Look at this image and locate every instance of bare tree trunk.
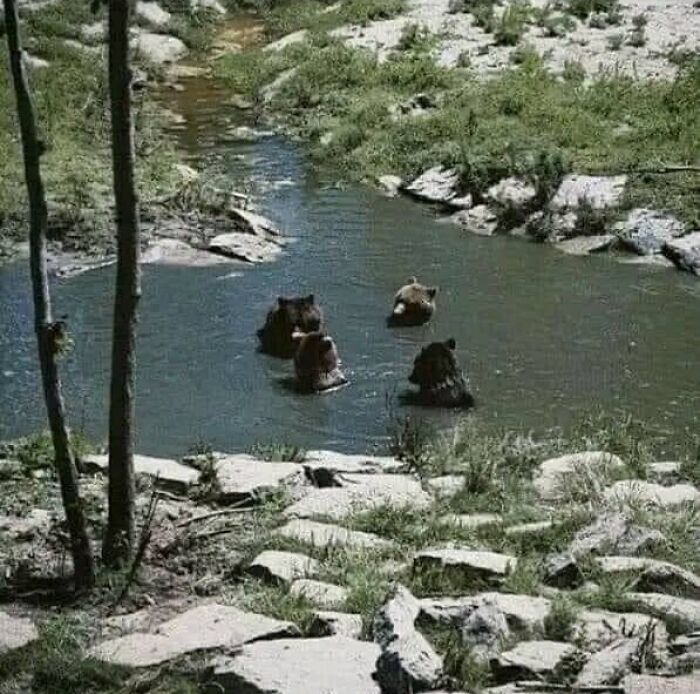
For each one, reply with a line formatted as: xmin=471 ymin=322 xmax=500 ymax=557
xmin=102 ymin=0 xmax=141 ymax=567
xmin=3 ymin=0 xmax=95 ymax=589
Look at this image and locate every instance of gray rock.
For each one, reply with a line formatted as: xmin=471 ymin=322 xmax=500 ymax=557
xmin=441 ymin=513 xmax=502 ymax=530
xmin=450 ymin=204 xmax=499 ymax=236
xmin=283 ymin=474 xmax=431 ymax=521
xmin=207 ymin=232 xmax=283 ymax=264
xmin=141 ymin=239 xmax=236 ymax=267
xmin=90 ymin=604 xmax=297 ymax=668
xmin=551 ymin=174 xmax=627 ymax=211
xmin=263 ymin=29 xmax=308 ymax=53
xmin=493 ymin=640 xmax=577 ymax=682
xmin=486 ymin=177 xmax=536 ymax=210
xmin=603 ymin=480 xmax=700 ymax=509
xmin=0 ymin=611 xmax=38 ymax=653
xmin=555 ymin=234 xmax=615 ymax=255
xmin=447 ymin=0 xmax=465 ymax=13
xmin=426 ymin=475 xmax=465 ymax=499
xmin=247 ymin=551 xmax=318 ymax=585
xmin=623 ymin=672 xmax=700 ymax=694
xmin=628 ymin=593 xmax=700 ymax=631
xmin=534 ymin=451 xmax=625 ymax=502
xmin=576 ymin=636 xmax=641 ymax=686
xmin=226 ymin=125 xmax=274 ymax=142
xmin=576 ymin=609 xmax=667 ymax=651
xmin=80 ymin=21 xmax=106 ymax=44
xmin=570 ymin=513 xmax=667 ymax=558
xmin=302 ymin=450 xmax=403 ymax=486
xmin=404 ymin=166 xmax=459 ymax=204
xmin=543 ymin=551 xmax=584 ymax=588
xmin=0 ymin=509 xmax=51 ymax=541
xmin=22 ymin=52 xmax=49 ymax=70
xmin=414 ymin=549 xmax=516 ymax=585
xmin=461 ymin=603 xmax=510 ymax=661
xmin=289 ymin=579 xmax=348 ymax=609
xmin=260 ymin=68 xmax=297 ymax=104
xmin=131 ymin=32 xmax=187 ymax=64
xmin=663 ymin=232 xmax=700 ymax=275
xmin=135 ymin=1 xmax=170 ymax=29
xmin=211 ymin=636 xmax=381 ymax=693
xmin=377 ymin=175 xmax=403 ymax=197
xmin=670 ymin=631 xmax=700 ymax=655
xmin=374 ymin=585 xmax=421 ymax=647
xmin=190 ymin=0 xmax=226 ymax=15
xmin=615 ymin=208 xmax=685 ymax=255
xmin=647 ymin=462 xmax=682 ymax=485
xmin=308 ymin=611 xmax=363 ymax=639
xmin=504 ymin=521 xmax=553 ymax=538
xmin=275 ymin=519 xmax=392 ymax=550
xmin=83 ymin=453 xmax=197 ymax=493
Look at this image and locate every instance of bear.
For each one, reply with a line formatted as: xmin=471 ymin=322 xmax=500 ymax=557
xmin=257 ymin=294 xmax=322 ymax=358
xmin=293 ymin=331 xmax=347 ymax=393
xmin=387 ymin=277 xmax=438 ymax=327
xmin=406 ymin=338 xmax=474 ymax=407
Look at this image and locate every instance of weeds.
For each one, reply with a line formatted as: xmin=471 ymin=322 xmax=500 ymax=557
xmin=493 ymin=2 xmax=531 ymax=47
xmin=567 ymin=0 xmax=620 ymax=21
xmin=249 ymin=442 xmax=307 ymax=462
xmin=544 ymin=594 xmax=580 ymax=640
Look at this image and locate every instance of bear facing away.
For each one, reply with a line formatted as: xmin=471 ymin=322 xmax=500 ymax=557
xmin=257 ymin=295 xmax=322 ymax=358
xmin=387 ymin=277 xmax=438 ymax=327
xmin=293 ymin=331 xmax=347 ymax=393
xmin=406 ymin=338 xmax=474 ymax=407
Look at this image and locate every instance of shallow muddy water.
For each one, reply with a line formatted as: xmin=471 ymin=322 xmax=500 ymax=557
xmin=1 ymin=21 xmax=699 ymax=456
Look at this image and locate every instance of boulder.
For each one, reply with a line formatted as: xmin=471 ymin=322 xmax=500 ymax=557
xmin=663 ymin=232 xmax=700 ymax=275
xmin=576 ymin=609 xmax=667 ymax=651
xmin=263 ymin=29 xmax=308 ymax=53
xmin=190 ymin=0 xmax=226 ymax=15
xmin=83 ymin=453 xmax=197 ymax=493
xmin=647 ymin=462 xmax=682 ymax=485
xmin=623 ymin=673 xmax=700 ymax=694
xmin=533 ymin=451 xmax=625 ymax=502
xmin=603 ymin=481 xmax=700 ymax=509
xmin=135 ymin=2 xmax=170 ymax=30
xmin=404 ymin=167 xmax=459 ymax=204
xmin=628 ymin=593 xmax=700 ymax=631
xmin=374 ymin=585 xmax=421 ymax=646
xmin=576 ymin=636 xmax=641 ymax=686
xmin=0 ymin=611 xmax=38 ymax=654
xmin=283 ymin=474 xmax=431 ymax=521
xmin=595 ymin=556 xmax=700 ymax=599
xmin=289 ymin=580 xmax=348 ymax=609
xmin=211 ymin=636 xmax=381 ymax=693
xmin=551 ymin=175 xmax=627 ymax=210
xmin=141 ymin=239 xmax=235 ymax=267
xmin=543 ymin=551 xmax=583 ymax=588
xmin=302 ymin=450 xmax=403 ymax=486
xmin=450 ymin=204 xmax=499 ymax=236
xmin=485 ymin=177 xmax=536 ymax=210
xmin=132 ymin=32 xmax=187 ymax=64
xmin=275 ymin=519 xmax=392 ymax=550
xmin=414 ymin=549 xmax=516 ymax=585
xmin=377 ymin=175 xmax=403 ymax=197
xmin=247 ymin=551 xmax=318 ymax=586
xmin=90 ymin=604 xmax=297 ymax=668
xmin=308 ymin=611 xmax=363 ymax=639
xmin=570 ymin=512 xmax=667 ymax=558
xmin=207 ymin=233 xmax=283 ymax=264
xmin=555 ymin=234 xmax=615 ymax=255
xmin=461 ymin=603 xmax=510 ymax=661
xmin=0 ymin=509 xmax=51 ymax=541
xmin=441 ymin=513 xmax=502 ymax=530
xmin=492 ymin=640 xmax=578 ymax=682
xmin=426 ymin=475 xmax=466 ymax=499
xmin=615 ymin=208 xmax=685 ymax=255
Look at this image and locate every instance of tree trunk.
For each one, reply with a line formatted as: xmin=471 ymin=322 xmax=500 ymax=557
xmin=3 ymin=0 xmax=95 ymax=589
xmin=102 ymin=0 xmax=141 ymax=567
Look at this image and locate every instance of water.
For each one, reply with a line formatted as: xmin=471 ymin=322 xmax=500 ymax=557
xmin=1 ymin=24 xmax=699 ymax=456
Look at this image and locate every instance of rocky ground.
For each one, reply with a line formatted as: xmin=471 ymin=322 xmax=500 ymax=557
xmin=1 ymin=420 xmax=699 ymax=692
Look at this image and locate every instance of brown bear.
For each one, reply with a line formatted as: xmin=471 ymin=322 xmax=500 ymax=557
xmin=257 ymin=295 xmax=322 ymax=358
xmin=387 ymin=277 xmax=438 ymax=327
xmin=406 ymin=338 xmax=474 ymax=407
xmin=293 ymin=331 xmax=347 ymax=393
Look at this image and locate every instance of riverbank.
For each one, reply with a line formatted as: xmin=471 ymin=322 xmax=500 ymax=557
xmin=0 ymin=414 xmax=699 ymax=691
xmin=212 ymin=0 xmax=699 ymax=275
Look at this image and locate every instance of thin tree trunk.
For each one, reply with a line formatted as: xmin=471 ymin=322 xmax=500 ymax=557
xmin=3 ymin=0 xmax=95 ymax=589
xmin=103 ymin=0 xmax=141 ymax=567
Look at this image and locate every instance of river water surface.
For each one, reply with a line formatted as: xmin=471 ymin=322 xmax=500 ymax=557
xmin=1 ymin=22 xmax=699 ymax=456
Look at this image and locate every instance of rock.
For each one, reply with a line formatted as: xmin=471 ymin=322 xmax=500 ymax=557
xmin=22 ymin=52 xmax=49 ymax=70
xmin=570 ymin=513 xmax=667 ymax=558
xmin=550 ymin=175 xmax=627 ymax=210
xmin=576 ymin=609 xmax=667 ymax=651
xmin=283 ymin=474 xmax=431 ymax=521
xmin=504 ymin=521 xmax=553 ymax=538
xmin=308 ymin=611 xmax=363 ymax=639
xmin=210 ymin=636 xmax=381 ymax=693
xmin=441 ymin=513 xmax=502 ymax=530
xmin=404 ymin=166 xmax=459 ymax=204
xmin=623 ymin=673 xmax=700 ymax=694
xmin=135 ymin=2 xmax=170 ymax=29
xmin=263 ymin=29 xmax=308 ymax=52
xmin=207 ymin=232 xmax=283 ymax=264
xmin=576 ymin=637 xmax=641 ymax=686
xmin=84 ymin=453 xmax=198 ymax=493
xmin=493 ymin=640 xmax=577 ymax=682
xmin=289 ymin=579 xmax=348 ymax=609
xmin=275 ymin=519 xmax=392 ymax=550
xmin=0 ymin=509 xmax=51 ymax=541
xmin=226 ymin=125 xmax=274 ymax=142
xmin=132 ymin=32 xmax=187 ymax=64
xmin=261 ymin=68 xmax=297 ymax=104
xmin=190 ymin=0 xmax=226 ymax=15
xmin=603 ymin=481 xmax=700 ymax=509
xmin=247 ymin=551 xmax=318 ymax=586
xmin=663 ymin=232 xmax=700 ymax=275
xmin=555 ymin=234 xmax=615 ymax=255
xmin=670 ymin=631 xmax=700 ymax=655
xmin=374 ymin=585 xmax=421 ymax=646
xmin=628 ymin=593 xmax=700 ymax=631
xmin=80 ymin=21 xmax=106 ymax=44
xmin=90 ymin=604 xmax=297 ymax=668
xmin=595 ymin=556 xmax=700 ymax=599
xmin=450 ymin=204 xmax=499 ymax=236
xmin=302 ymin=450 xmax=403 ymax=486
xmin=208 ymin=455 xmax=304 ymax=505
xmin=647 ymin=462 xmax=682 ymax=485
xmin=413 ymin=549 xmax=516 ymax=585
xmin=533 ymin=451 xmax=625 ymax=502
xmin=141 ymin=239 xmax=235 ymax=267
xmin=0 ymin=611 xmax=38 ymax=653
xmin=486 ymin=177 xmax=537 ymax=211
xmin=461 ymin=603 xmax=510 ymax=661
xmin=543 ymin=551 xmax=583 ymax=588
xmin=615 ymin=208 xmax=685 ymax=255
xmin=426 ymin=475 xmax=465 ymax=499
xmin=377 ymin=175 xmax=403 ymax=197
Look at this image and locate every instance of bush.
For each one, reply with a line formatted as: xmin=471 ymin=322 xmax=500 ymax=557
xmin=494 ymin=2 xmax=531 ymax=46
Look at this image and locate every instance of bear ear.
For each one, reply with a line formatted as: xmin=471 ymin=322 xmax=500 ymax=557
xmin=320 ymin=335 xmax=334 ymax=351
xmin=408 ymin=276 xmax=417 ymax=284
xmin=427 ymin=287 xmax=438 ymax=299
xmin=304 ymin=294 xmax=315 ymax=305
xmin=291 ymin=329 xmax=306 ymax=344
xmin=277 ymin=296 xmax=288 ymax=306
xmin=445 ymin=337 xmax=456 ymax=350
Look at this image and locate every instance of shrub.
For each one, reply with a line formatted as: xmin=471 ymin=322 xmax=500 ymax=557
xmin=494 ymin=3 xmax=531 ymax=46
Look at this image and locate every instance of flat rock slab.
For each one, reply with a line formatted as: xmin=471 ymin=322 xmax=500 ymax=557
xmin=210 ymin=636 xmax=382 ymax=693
xmin=551 ymin=174 xmax=627 ymax=210
xmin=247 ymin=551 xmax=317 ymax=586
xmin=141 ymin=239 xmax=235 ymax=267
xmin=577 ymin=636 xmax=641 ymax=687
xmin=504 ymin=520 xmax=553 ymax=538
xmin=84 ymin=453 xmax=197 ymax=493
xmin=555 ymin=235 xmax=615 ymax=256
xmin=0 ymin=611 xmax=39 ymax=653
xmin=485 ymin=177 xmax=536 ymax=210
xmin=414 ymin=549 xmax=516 ymax=584
xmin=289 ymin=580 xmax=348 ymax=609
xmin=493 ymin=640 xmax=577 ymax=681
xmin=615 ymin=208 xmax=685 ymax=255
xmin=135 ymin=1 xmax=171 ymax=29
xmin=283 ymin=474 xmax=431 ymax=520
xmin=595 ymin=556 xmax=700 ymax=599
xmin=623 ymin=673 xmax=700 ymax=694
xmin=404 ymin=166 xmax=459 ymax=204
xmin=627 ymin=593 xmax=700 ymax=631
xmin=303 ymin=450 xmax=403 ymax=486
xmin=450 ymin=204 xmax=498 ymax=236
xmin=533 ymin=451 xmax=624 ymax=502
xmin=663 ymin=232 xmax=700 ymax=275
xmin=308 ymin=611 xmax=363 ymax=639
xmin=603 ymin=480 xmax=700 ymax=509
xmin=570 ymin=512 xmax=666 ymax=558
xmin=132 ymin=31 xmax=187 ymax=64
xmin=441 ymin=513 xmax=502 ymax=530
xmin=576 ymin=609 xmax=667 ymax=651
xmin=376 ymin=631 xmax=443 ymax=694
xmin=90 ymin=604 xmax=297 ymax=668
xmin=208 ymin=232 xmax=283 ymax=264
xmin=275 ymin=519 xmax=393 ymax=550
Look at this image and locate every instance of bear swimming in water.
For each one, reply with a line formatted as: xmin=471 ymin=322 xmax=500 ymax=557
xmin=406 ymin=338 xmax=474 ymax=407
xmin=293 ymin=331 xmax=347 ymax=393
xmin=257 ymin=295 xmax=322 ymax=358
xmin=387 ymin=277 xmax=438 ymax=327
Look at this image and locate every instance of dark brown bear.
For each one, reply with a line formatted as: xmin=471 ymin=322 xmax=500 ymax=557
xmin=387 ymin=277 xmax=438 ymax=327
xmin=293 ymin=331 xmax=347 ymax=393
xmin=257 ymin=295 xmax=322 ymax=358
xmin=406 ymin=338 xmax=474 ymax=407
